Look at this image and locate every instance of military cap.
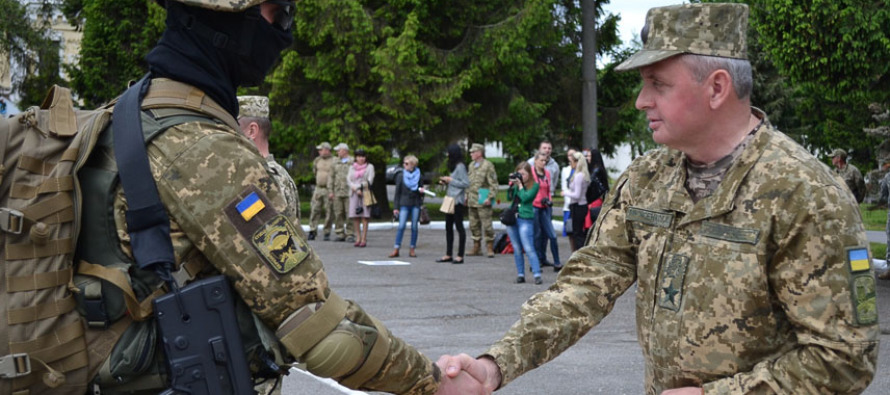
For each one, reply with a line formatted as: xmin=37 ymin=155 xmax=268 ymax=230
xmin=316 ymin=142 xmax=331 ymax=150
xmin=828 ymin=149 xmax=847 ymax=159
xmin=237 ymin=95 xmax=269 ymax=119
xmin=616 ymin=3 xmax=749 ymax=71
xmin=333 ymin=143 xmax=349 ymax=151
xmin=469 ymin=143 xmax=484 ymax=153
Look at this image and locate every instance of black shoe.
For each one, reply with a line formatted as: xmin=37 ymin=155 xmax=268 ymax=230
xmin=323 ymin=234 xmax=330 ymax=241
xmin=346 ymin=236 xmax=356 ymax=243
xmin=553 ymin=265 xmax=563 ymax=273
xmin=540 ymin=260 xmax=554 ymax=267
xmin=515 ymin=276 xmax=526 ymax=284
xmin=452 ymin=258 xmax=464 ymax=264
xmin=534 ymin=276 xmax=543 ymax=285
xmin=436 ymin=256 xmax=453 ymax=263
xmin=308 ymin=232 xmax=316 ymax=241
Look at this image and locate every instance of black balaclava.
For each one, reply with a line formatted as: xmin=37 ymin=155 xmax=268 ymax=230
xmin=146 ymin=1 xmax=293 ymax=117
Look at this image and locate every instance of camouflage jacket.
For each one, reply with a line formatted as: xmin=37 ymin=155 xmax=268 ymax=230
xmin=837 ymin=163 xmax=866 ymax=203
xmin=485 ymin=112 xmax=879 ymax=394
xmin=110 ymin=80 xmax=438 ymax=394
xmin=313 ymin=155 xmax=334 ymax=188
xmin=267 ymin=154 xmax=300 ymax=222
xmin=329 ymin=156 xmax=354 ymax=197
xmin=467 ymin=159 xmax=498 ymax=208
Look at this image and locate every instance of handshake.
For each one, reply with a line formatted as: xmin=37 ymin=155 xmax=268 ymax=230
xmin=433 ymin=354 xmax=500 ymax=394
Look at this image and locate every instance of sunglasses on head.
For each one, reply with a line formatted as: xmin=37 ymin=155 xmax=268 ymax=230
xmin=266 ymin=0 xmax=295 ymax=31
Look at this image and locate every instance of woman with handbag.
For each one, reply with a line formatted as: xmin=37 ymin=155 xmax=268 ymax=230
xmin=560 ymin=151 xmax=590 ymax=252
xmin=390 ymin=155 xmax=425 ymax=258
xmin=436 ymin=144 xmax=470 ymax=264
xmin=348 ymin=149 xmax=375 ymax=247
xmin=505 ymin=161 xmax=543 ymax=284
xmin=583 ymin=148 xmax=610 ymax=232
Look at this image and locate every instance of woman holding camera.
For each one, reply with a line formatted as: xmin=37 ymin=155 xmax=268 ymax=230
xmin=437 ymin=144 xmax=470 ymax=264
xmin=390 ymin=155 xmax=425 ymax=258
xmin=560 ymin=151 xmax=590 ymax=251
xmin=531 ymin=153 xmax=562 ymax=271
xmin=506 ymin=162 xmax=543 ymax=284
xmin=348 ymin=149 xmax=375 ymax=247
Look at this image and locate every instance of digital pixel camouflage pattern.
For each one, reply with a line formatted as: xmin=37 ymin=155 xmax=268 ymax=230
xmin=836 ymin=163 xmax=866 ymax=203
xmin=485 ymin=110 xmax=879 ymax=394
xmin=109 ymin=79 xmax=439 ymax=394
xmin=329 ymin=154 xmax=354 ymax=238
xmin=237 ymin=95 xmax=270 ymax=118
xmin=467 ymin=158 xmax=498 ymax=243
xmin=309 ymin=155 xmax=334 ymax=235
xmin=267 ymin=154 xmax=300 ymax=222
xmin=616 ymin=3 xmax=748 ymax=71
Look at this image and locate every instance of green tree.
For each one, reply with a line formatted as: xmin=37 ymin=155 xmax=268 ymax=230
xmin=65 ymin=0 xmax=164 ymax=107
xmin=0 ymin=0 xmax=61 ymax=107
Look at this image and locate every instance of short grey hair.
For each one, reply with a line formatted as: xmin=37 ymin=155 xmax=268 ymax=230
xmin=679 ymin=54 xmax=752 ymax=100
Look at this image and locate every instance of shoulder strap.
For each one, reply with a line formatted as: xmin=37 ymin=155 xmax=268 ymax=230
xmin=111 ymin=75 xmax=176 ymax=283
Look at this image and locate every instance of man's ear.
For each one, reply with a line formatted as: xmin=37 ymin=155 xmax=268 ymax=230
xmin=246 ymin=122 xmax=260 ymax=141
xmin=707 ymin=69 xmax=733 ymax=110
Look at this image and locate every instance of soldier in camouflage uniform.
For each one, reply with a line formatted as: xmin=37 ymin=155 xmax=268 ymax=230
xmin=309 ymin=142 xmax=334 ymax=240
xmin=466 ymin=143 xmax=499 ymax=257
xmin=76 ymin=1 xmax=441 ymax=393
xmin=829 ymin=148 xmax=866 ymax=203
xmin=877 ymin=157 xmax=890 ymax=280
xmin=436 ymin=4 xmax=880 ymax=394
xmin=237 ymin=95 xmax=300 ymax=222
xmin=329 ymin=143 xmax=355 ymax=242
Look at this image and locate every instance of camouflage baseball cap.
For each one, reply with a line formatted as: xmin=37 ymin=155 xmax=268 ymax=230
xmin=615 ymin=3 xmax=749 ymax=71
xmin=166 ymin=0 xmax=268 ymax=12
xmin=469 ymin=143 xmax=484 ymax=153
xmin=316 ymin=142 xmax=331 ymax=150
xmin=237 ymin=95 xmax=269 ymax=118
xmin=828 ymin=149 xmax=847 ymax=158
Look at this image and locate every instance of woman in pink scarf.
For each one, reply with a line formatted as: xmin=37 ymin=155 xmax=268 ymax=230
xmin=348 ymin=149 xmax=375 ymax=247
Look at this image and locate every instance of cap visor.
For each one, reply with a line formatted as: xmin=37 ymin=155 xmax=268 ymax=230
xmin=615 ymin=50 xmax=684 ymax=71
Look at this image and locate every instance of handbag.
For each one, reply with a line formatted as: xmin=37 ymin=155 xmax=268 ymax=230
xmin=499 ymin=194 xmax=519 ymax=226
xmin=439 ymin=195 xmax=455 ymax=214
xmin=362 ymin=184 xmax=377 ymax=206
xmin=419 ymin=206 xmax=431 ymax=225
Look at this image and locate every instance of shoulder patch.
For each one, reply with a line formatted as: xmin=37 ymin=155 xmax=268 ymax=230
xmin=225 ymin=186 xmax=308 ymax=276
xmin=845 ymin=247 xmax=877 ymax=326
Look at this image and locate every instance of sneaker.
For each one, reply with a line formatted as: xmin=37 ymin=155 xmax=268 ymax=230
xmin=515 ymin=276 xmax=525 ymax=284
xmin=534 ymin=276 xmax=543 ymax=285
xmin=308 ymin=232 xmax=316 ymax=241
xmin=323 ymin=234 xmax=330 ymax=241
xmin=346 ymin=236 xmax=356 ymax=243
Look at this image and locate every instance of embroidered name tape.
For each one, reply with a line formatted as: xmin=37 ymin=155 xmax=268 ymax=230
xmin=237 ymin=192 xmax=266 ymax=221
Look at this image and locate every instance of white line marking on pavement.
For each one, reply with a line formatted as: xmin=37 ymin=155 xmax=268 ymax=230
xmin=290 ymin=368 xmax=367 ymax=394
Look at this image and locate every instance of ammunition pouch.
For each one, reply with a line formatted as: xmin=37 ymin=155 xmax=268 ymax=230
xmin=276 ymin=292 xmax=391 ymax=388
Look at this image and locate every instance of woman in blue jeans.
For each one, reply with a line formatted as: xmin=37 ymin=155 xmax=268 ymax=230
xmin=389 ymin=155 xmax=425 ymax=258
xmin=505 ymin=161 xmax=543 ymax=284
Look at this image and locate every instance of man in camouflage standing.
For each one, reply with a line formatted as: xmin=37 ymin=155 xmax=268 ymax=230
xmin=829 ymin=148 xmax=866 ymax=203
xmin=466 ymin=143 xmax=498 ymax=258
xmin=437 ymin=4 xmax=879 ymax=394
xmin=877 ymin=156 xmax=890 ymax=280
xmin=329 ymin=143 xmax=355 ymax=242
xmin=237 ymin=95 xmax=300 ymax=222
xmin=309 ymin=141 xmax=334 ymax=240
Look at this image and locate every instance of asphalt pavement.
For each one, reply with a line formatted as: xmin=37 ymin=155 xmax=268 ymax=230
xmin=279 ymin=223 xmax=890 ymax=395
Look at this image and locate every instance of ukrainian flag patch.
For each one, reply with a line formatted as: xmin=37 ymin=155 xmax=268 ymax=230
xmin=237 ymin=192 xmax=266 ymax=221
xmin=847 ymin=247 xmax=870 ymax=272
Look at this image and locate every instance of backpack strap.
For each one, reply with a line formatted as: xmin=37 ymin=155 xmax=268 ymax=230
xmin=112 ymin=75 xmax=176 ymax=282
xmin=140 ymin=78 xmax=239 ymax=132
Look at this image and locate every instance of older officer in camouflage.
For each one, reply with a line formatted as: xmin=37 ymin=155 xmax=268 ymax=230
xmin=309 ymin=141 xmax=334 ymax=240
xmin=436 ymin=4 xmax=880 ymax=394
xmin=329 ymin=143 xmax=355 ymax=242
xmin=466 ymin=143 xmax=499 ymax=258
xmin=829 ymin=148 xmax=866 ymax=203
xmin=237 ymin=95 xmax=300 ymax=222
xmin=77 ymin=1 xmax=441 ymax=394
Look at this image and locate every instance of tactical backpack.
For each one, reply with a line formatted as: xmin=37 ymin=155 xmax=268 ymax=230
xmin=0 ymin=86 xmax=108 ymax=394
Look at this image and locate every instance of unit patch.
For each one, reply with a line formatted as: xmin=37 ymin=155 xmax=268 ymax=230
xmin=658 ymin=253 xmax=689 ymax=311
xmin=252 ymin=214 xmax=308 ymax=275
xmin=845 ymin=247 xmax=877 ymax=326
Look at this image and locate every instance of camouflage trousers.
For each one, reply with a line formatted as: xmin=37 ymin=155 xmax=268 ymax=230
xmin=309 ymin=187 xmax=333 ymax=235
xmin=468 ymin=205 xmax=494 ymax=243
xmin=331 ymin=195 xmax=354 ymax=238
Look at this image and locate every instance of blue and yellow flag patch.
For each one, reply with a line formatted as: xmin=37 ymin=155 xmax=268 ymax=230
xmin=236 ymin=192 xmax=266 ymax=221
xmin=847 ymin=247 xmax=870 ymax=272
